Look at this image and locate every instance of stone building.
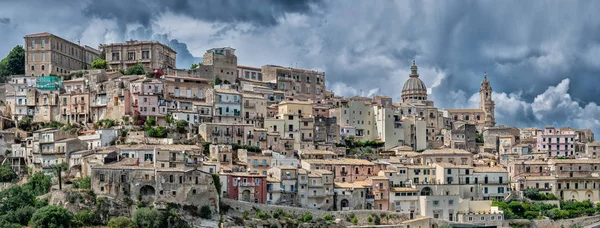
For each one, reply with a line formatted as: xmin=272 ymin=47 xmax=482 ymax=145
xmin=203 ymin=47 xmax=238 ymax=83
xmin=443 ymin=121 xmax=477 ymax=152
xmin=24 ymin=32 xmax=100 ymax=76
xmin=334 ymin=181 xmax=369 ymax=210
xmin=261 ymin=65 xmax=326 ymax=101
xmin=313 ymin=116 xmax=339 ymax=146
xmin=91 ymin=158 xmax=218 ymax=209
xmin=297 ymin=169 xmax=334 ymax=211
xmin=266 ymin=166 xmax=298 ymax=206
xmin=198 ymin=122 xmax=254 ymax=145
xmin=101 ymin=40 xmax=176 ymax=71
xmin=241 ymin=93 xmax=267 ymax=128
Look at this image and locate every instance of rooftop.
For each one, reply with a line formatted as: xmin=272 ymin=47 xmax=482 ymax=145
xmin=473 ymin=166 xmax=508 ymax=173
xmin=550 ymin=159 xmax=600 ymax=164
xmin=422 ymin=149 xmax=472 ymax=155
xmin=302 ymin=158 xmax=375 ymax=166
xmin=298 ymin=149 xmax=336 ymax=156
xmin=435 ymin=163 xmax=472 ymax=169
xmin=335 ymin=181 xmax=370 ymax=189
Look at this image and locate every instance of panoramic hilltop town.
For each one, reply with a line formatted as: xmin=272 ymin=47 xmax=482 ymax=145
xmin=0 ymin=32 xmax=599 ymax=228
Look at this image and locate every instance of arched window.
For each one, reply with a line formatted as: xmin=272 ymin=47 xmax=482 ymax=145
xmin=41 ymin=65 xmax=45 ymax=71
xmin=31 ymin=65 xmax=34 ymax=71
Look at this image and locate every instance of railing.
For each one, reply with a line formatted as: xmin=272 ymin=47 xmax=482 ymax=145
xmin=301 ymin=137 xmax=312 ymax=142
xmin=211 ymin=131 xmax=221 ymax=136
xmin=236 ymin=132 xmax=244 ymax=137
xmin=244 ymin=103 xmax=255 ymax=108
xmin=247 ymin=134 xmax=254 ymax=139
xmin=224 ymin=132 xmax=232 ymax=136
xmin=340 ymin=171 xmax=348 ymax=176
xmin=239 ymin=182 xmax=257 ymax=187
xmin=259 ymin=137 xmax=266 ymax=141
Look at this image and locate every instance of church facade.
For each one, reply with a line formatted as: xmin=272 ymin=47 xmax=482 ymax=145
xmin=399 ymin=61 xmax=496 ymax=147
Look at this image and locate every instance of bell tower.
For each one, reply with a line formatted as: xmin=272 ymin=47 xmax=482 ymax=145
xmin=480 ymin=72 xmax=495 ymax=127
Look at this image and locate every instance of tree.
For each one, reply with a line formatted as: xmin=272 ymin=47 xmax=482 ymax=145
xmin=0 ymin=185 xmax=35 ymax=213
xmin=165 ymin=113 xmax=174 ymax=124
xmin=175 ymin=120 xmax=188 ymax=133
xmin=73 ymin=209 xmax=96 ymax=227
xmin=475 ymin=132 xmax=484 ymax=143
xmin=1 ymin=205 xmax=36 ymax=225
xmin=72 ymin=176 xmax=91 ymax=189
xmin=199 ymin=205 xmax=211 ymax=219
xmin=23 ymin=172 xmax=52 ymax=196
xmin=91 ymin=59 xmax=107 ymax=70
xmin=31 ymin=205 xmax=74 ymax=228
xmin=133 ymin=207 xmax=162 ymax=228
xmin=108 ymin=216 xmax=135 ymax=228
xmin=190 ymin=63 xmax=198 ymax=70
xmin=0 ymin=163 xmax=17 ymax=182
xmin=124 ymin=64 xmax=146 ymax=75
xmin=0 ymin=45 xmax=25 ymax=82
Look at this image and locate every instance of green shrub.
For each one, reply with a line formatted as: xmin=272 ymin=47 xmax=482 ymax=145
xmin=31 ymin=205 xmax=73 ymax=228
xmin=302 ymin=212 xmax=313 ymax=222
xmin=108 ymin=216 xmax=135 ymax=228
xmin=200 ymin=205 xmax=212 ymax=219
xmin=368 ymin=216 xmax=373 ymax=223
xmin=351 ymin=216 xmax=358 ymax=225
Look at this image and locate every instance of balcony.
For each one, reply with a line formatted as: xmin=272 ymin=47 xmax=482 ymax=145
xmin=238 ymin=182 xmax=257 ymax=187
xmin=236 ymin=132 xmax=244 ymax=137
xmin=259 ymin=137 xmax=266 ymax=141
xmin=244 ymin=103 xmax=255 ymax=108
xmin=211 ymin=131 xmax=221 ymax=136
xmin=224 ymin=132 xmax=232 ymax=136
xmin=302 ymin=137 xmax=313 ymax=142
xmin=340 ymin=171 xmax=348 ymax=176
xmin=284 ymin=144 xmax=293 ymax=150
xmin=167 ymin=93 xmax=205 ymax=101
xmin=247 ymin=134 xmax=254 ymax=139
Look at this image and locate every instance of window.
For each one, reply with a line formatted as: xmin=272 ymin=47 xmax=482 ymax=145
xmin=433 ymin=200 xmax=439 ymax=206
xmin=449 ymin=200 xmax=454 ymax=206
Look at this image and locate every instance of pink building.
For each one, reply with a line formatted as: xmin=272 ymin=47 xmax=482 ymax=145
xmin=59 ymin=91 xmax=90 ymax=123
xmin=130 ymin=79 xmax=167 ymax=118
xmin=226 ymin=173 xmax=267 ymax=204
xmin=536 ymin=127 xmax=578 ymax=157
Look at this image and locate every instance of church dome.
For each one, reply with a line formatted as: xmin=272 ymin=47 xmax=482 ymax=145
xmin=401 ymin=60 xmax=428 ymax=102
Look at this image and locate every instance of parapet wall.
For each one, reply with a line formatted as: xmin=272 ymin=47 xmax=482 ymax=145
xmin=221 ymin=198 xmax=410 ymax=225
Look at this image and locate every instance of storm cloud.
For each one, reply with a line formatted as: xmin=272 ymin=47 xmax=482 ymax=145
xmin=1 ymin=0 xmax=600 ymax=136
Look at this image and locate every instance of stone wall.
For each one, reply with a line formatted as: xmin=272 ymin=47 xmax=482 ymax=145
xmin=530 ymin=215 xmax=600 ymax=228
xmin=221 ymin=198 xmax=410 ymax=226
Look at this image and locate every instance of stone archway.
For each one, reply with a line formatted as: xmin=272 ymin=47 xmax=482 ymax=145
xmin=140 ymin=185 xmax=155 ymax=196
xmin=586 ymin=190 xmax=593 ymax=201
xmin=139 ymin=185 xmax=155 ymax=201
xmin=421 ymin=187 xmax=432 ymax=196
xmin=341 ymin=199 xmax=349 ymax=209
xmin=570 ymin=191 xmax=579 ymax=201
xmin=241 ymin=190 xmax=251 ymax=202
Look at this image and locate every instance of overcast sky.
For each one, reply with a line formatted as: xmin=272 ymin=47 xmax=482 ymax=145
xmin=2 ymin=0 xmax=600 ymax=136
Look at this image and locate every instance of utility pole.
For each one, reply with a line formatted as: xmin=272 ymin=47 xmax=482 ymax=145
xmin=57 ymin=166 xmax=62 ymax=190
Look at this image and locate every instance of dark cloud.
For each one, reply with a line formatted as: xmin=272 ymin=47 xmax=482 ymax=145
xmin=153 ymin=34 xmax=202 ymax=68
xmin=0 ymin=17 xmax=9 ymax=24
xmin=83 ymin=0 xmax=322 ymax=27
xmin=2 ymin=0 xmax=600 ymax=136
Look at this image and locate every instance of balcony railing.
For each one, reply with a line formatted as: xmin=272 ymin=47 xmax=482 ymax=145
xmin=236 ymin=132 xmax=244 ymax=137
xmin=224 ymin=132 xmax=232 ymax=136
xmin=247 ymin=134 xmax=254 ymax=139
xmin=244 ymin=103 xmax=255 ymax=108
xmin=259 ymin=137 xmax=266 ymax=141
xmin=239 ymin=182 xmax=257 ymax=187
xmin=302 ymin=137 xmax=312 ymax=142
xmin=211 ymin=131 xmax=221 ymax=136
